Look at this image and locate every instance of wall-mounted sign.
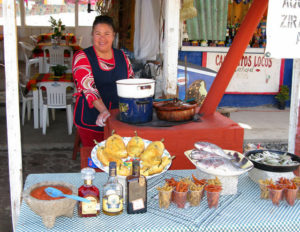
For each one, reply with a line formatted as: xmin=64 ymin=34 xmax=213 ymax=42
xmin=266 ymin=0 xmax=300 ymax=58
xmin=204 ymin=52 xmax=283 ymax=94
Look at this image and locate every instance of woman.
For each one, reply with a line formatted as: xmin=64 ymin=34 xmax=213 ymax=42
xmin=72 ymin=15 xmax=134 ymax=146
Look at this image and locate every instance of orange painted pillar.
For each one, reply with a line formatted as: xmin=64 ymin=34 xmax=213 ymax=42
xmin=200 ymin=0 xmax=269 ymax=116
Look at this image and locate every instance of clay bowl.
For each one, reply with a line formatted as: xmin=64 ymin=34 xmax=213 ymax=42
xmin=153 ymin=99 xmax=198 ymax=122
xmin=23 ymin=181 xmax=77 ymax=229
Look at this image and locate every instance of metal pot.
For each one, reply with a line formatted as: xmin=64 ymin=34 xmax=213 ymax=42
xmin=119 ymin=97 xmax=153 ymax=124
xmin=116 ymin=79 xmax=155 ymax=98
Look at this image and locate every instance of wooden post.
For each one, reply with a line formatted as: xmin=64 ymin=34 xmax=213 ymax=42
xmin=3 ymin=1 xmax=23 ymax=230
xmin=289 ymin=60 xmax=300 ymax=176
xmin=288 ymin=60 xmax=300 ymax=154
xmin=199 ymin=0 xmax=269 ymax=115
xmin=163 ymin=0 xmax=180 ymax=98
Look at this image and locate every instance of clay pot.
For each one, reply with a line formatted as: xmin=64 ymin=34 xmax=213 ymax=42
xmin=153 ymin=99 xmax=198 ymax=122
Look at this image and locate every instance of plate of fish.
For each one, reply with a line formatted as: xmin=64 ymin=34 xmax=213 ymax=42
xmin=184 ymin=142 xmax=253 ymax=177
xmin=245 ymin=149 xmax=300 ymax=172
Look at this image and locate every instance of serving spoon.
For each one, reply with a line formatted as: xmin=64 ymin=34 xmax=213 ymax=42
xmin=44 ymin=187 xmax=90 ymax=203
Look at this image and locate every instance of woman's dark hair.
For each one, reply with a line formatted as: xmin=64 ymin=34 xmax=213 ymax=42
xmin=92 ymin=15 xmax=115 ymax=32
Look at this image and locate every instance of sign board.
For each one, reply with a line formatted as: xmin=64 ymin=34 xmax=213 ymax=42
xmin=266 ymin=0 xmax=300 ymax=58
xmin=205 ymin=53 xmax=283 ymax=94
xmin=177 ymin=65 xmax=216 ymax=101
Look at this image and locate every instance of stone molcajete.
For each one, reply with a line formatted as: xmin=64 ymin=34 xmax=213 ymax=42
xmin=23 ymin=181 xmax=77 ymax=228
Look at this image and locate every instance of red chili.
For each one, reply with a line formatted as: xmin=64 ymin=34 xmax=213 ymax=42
xmin=175 ymin=181 xmax=188 ymax=192
xmin=267 ymin=184 xmax=283 ymax=190
xmin=165 ymin=177 xmax=177 ymax=187
xmin=205 ymin=184 xmax=222 ymax=192
xmin=192 ymin=174 xmax=207 ymax=185
xmin=287 ymin=182 xmax=297 ymax=190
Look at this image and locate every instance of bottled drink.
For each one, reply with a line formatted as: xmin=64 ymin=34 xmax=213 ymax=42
xmin=126 ymin=160 xmax=147 ymax=214
xmin=78 ymin=168 xmax=100 ymax=217
xmin=102 ymin=162 xmax=124 ymax=216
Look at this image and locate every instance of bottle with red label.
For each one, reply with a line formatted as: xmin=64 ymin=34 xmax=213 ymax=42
xmin=78 ymin=168 xmax=100 ymax=217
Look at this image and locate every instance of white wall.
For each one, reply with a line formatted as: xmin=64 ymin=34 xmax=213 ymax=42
xmin=74 ymin=26 xmax=93 ymax=49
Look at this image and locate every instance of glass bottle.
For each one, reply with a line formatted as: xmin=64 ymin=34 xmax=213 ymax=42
xmin=102 ymin=162 xmax=124 ymax=216
xmin=126 ymin=160 xmax=147 ymax=214
xmin=78 ymin=168 xmax=100 ymax=217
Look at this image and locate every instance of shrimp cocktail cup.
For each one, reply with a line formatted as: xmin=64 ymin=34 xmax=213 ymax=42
xmin=285 ymin=183 xmax=298 ymax=206
xmin=205 ymin=184 xmax=222 ymax=209
xmin=268 ymin=184 xmax=283 ymax=206
xmin=173 ymin=190 xmax=188 ymax=208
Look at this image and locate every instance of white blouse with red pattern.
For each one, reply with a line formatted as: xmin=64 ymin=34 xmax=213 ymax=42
xmin=72 ymin=47 xmax=134 ymax=108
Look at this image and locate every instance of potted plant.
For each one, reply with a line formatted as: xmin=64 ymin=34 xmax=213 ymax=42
xmin=51 ymin=65 xmax=68 ymax=77
xmin=49 ymin=16 xmax=65 ymax=44
xmin=275 ymin=85 xmax=290 ymax=110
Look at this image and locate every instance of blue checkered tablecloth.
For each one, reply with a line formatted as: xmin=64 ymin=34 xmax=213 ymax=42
xmin=16 ymin=170 xmax=300 ymax=232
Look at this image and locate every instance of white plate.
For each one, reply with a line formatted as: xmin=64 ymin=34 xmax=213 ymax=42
xmin=184 ymin=149 xmax=253 ymax=177
xmin=91 ymin=137 xmax=172 ymax=179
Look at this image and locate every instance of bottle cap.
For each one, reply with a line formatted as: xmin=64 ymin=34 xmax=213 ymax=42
xmin=81 ymin=167 xmax=95 ymax=180
xmin=132 ymin=160 xmax=140 ymax=167
xmin=109 ymin=161 xmax=116 ymax=169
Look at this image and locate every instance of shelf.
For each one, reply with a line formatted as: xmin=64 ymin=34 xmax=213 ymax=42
xmin=180 ymin=46 xmax=265 ymax=54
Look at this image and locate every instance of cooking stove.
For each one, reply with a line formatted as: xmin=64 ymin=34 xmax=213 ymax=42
xmin=116 ymin=112 xmax=202 ymax=127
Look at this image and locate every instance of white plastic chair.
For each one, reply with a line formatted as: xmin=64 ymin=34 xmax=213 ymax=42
xmin=19 ymin=72 xmax=33 ymax=125
xmin=42 ymin=45 xmax=73 ymax=73
xmin=77 ymin=36 xmax=83 ymax=46
xmin=19 ymin=41 xmax=39 ymax=80
xmin=38 ymin=82 xmax=74 ymax=135
xmin=30 ymin=35 xmax=39 ymax=45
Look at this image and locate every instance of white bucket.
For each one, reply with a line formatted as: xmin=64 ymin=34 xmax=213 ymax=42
xmin=116 ymin=79 xmax=155 ymax=99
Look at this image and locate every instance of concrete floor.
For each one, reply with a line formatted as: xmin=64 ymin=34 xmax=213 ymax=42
xmin=230 ymin=105 xmax=290 ymax=143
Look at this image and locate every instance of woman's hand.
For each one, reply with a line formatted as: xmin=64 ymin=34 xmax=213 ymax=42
xmin=96 ymin=110 xmax=111 ymax=127
xmin=92 ymin=98 xmax=111 ymax=127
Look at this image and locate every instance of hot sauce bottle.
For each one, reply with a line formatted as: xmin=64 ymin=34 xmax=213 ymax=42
xmin=78 ymin=168 xmax=100 ymax=217
xmin=126 ymin=160 xmax=147 ymax=214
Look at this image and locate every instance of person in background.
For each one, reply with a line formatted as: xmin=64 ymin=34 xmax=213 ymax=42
xmin=72 ymin=15 xmax=134 ymax=146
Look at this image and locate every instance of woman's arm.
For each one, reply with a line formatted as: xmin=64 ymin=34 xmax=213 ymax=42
xmin=121 ymin=50 xmax=135 ymax=79
xmin=72 ymin=50 xmax=100 ymax=108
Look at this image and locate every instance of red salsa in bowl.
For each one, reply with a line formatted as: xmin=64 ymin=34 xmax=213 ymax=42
xmin=30 ymin=185 xmax=72 ymax=200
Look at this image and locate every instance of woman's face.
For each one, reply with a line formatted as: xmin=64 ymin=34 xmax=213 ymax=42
xmin=93 ymin=23 xmax=115 ymax=54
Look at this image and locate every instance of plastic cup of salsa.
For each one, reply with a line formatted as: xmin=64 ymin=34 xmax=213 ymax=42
xmin=173 ymin=190 xmax=188 ymax=208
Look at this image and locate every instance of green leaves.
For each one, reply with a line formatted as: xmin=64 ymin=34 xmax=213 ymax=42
xmin=49 ymin=16 xmax=65 ymax=38
xmin=275 ymin=85 xmax=290 ymax=103
xmin=51 ymin=65 xmax=68 ymax=76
